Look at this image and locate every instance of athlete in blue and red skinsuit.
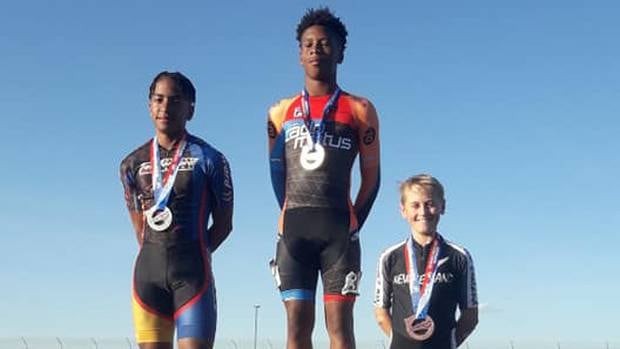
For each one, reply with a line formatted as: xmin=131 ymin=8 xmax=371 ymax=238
xmin=120 ymin=72 xmax=233 ymax=349
xmin=267 ymin=8 xmax=380 ymax=349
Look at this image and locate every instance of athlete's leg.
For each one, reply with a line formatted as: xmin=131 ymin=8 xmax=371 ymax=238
xmin=277 ymin=208 xmax=322 ymax=349
xmin=324 ymin=301 xmax=355 ymax=349
xmin=133 ymin=294 xmax=175 ymax=348
xmin=133 ymin=247 xmax=175 ymax=349
xmin=285 ymin=300 xmax=315 ymax=349
xmin=172 ymin=246 xmax=217 ymax=349
xmin=178 ymin=338 xmax=213 ymax=349
xmin=319 ymin=215 xmax=359 ymax=349
xmin=138 ymin=343 xmax=172 ymax=349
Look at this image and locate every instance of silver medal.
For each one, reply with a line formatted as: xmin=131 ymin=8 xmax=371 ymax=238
xmin=300 ymin=143 xmax=325 ymax=171
xmin=146 ymin=206 xmax=173 ymax=231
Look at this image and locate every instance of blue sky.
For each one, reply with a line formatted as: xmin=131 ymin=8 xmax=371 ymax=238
xmin=1 ymin=0 xmax=619 ymax=344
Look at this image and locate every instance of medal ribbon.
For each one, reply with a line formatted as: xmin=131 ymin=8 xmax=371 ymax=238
xmin=301 ymin=87 xmax=341 ymax=149
xmin=150 ymin=135 xmax=187 ymax=211
xmin=405 ymin=235 xmax=441 ymax=320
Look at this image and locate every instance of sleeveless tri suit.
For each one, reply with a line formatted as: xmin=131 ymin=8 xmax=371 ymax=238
xmin=268 ymin=90 xmax=380 ymax=302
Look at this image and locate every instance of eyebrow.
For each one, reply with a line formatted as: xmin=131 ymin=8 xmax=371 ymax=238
xmin=302 ymin=35 xmax=330 ymax=41
xmin=151 ymin=93 xmax=182 ymax=99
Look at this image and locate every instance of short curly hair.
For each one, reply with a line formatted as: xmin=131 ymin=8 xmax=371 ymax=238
xmin=296 ymin=7 xmax=348 ymax=54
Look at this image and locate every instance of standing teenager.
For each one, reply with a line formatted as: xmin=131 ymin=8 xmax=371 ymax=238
xmin=267 ymin=8 xmax=381 ymax=349
xmin=120 ymin=72 xmax=233 ymax=349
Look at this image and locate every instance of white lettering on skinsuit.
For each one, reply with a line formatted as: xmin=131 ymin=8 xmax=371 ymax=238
xmin=341 ymin=271 xmax=361 ymax=295
xmin=139 ymin=157 xmax=199 ymax=175
xmin=393 ymin=272 xmax=455 ymax=285
xmin=285 ymin=124 xmax=352 ymax=150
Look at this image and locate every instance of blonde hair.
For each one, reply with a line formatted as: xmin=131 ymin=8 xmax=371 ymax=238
xmin=399 ymin=174 xmax=445 ymax=204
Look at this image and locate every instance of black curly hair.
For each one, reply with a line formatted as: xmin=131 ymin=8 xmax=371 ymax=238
xmin=296 ymin=7 xmax=348 ymax=54
xmin=148 ymin=71 xmax=196 ymax=104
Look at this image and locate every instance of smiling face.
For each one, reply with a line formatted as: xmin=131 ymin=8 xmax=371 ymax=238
xmin=299 ymin=25 xmax=343 ymax=82
xmin=148 ymin=77 xmax=194 ymax=138
xmin=400 ymin=185 xmax=445 ymax=239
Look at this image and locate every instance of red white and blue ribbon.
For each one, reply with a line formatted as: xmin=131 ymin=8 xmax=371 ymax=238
xmin=405 ymin=235 xmax=441 ymax=320
xmin=150 ymin=135 xmax=187 ymax=211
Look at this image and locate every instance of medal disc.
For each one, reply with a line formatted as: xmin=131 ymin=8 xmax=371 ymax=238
xmin=146 ymin=206 xmax=173 ymax=231
xmin=404 ymin=315 xmax=435 ymax=341
xmin=300 ymin=143 xmax=325 ymax=171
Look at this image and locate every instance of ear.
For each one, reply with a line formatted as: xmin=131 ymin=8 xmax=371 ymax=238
xmin=440 ymin=200 xmax=446 ymax=215
xmin=399 ymin=203 xmax=407 ymax=219
xmin=187 ymin=104 xmax=195 ymax=121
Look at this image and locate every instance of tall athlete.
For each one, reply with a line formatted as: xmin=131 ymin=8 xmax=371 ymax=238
xmin=374 ymin=175 xmax=478 ymax=349
xmin=120 ymin=72 xmax=233 ymax=349
xmin=268 ymin=8 xmax=380 ymax=349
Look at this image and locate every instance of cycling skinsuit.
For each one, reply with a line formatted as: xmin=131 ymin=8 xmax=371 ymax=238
xmin=374 ymin=235 xmax=478 ymax=349
xmin=267 ymin=90 xmax=380 ymax=303
xmin=120 ymin=134 xmax=233 ymax=343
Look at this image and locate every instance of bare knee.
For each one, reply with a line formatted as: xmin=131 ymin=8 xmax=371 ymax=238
xmin=178 ymin=338 xmax=213 ymax=349
xmin=325 ymin=301 xmax=355 ymax=349
xmin=285 ymin=300 xmax=315 ymax=348
xmin=139 ymin=343 xmax=172 ymax=349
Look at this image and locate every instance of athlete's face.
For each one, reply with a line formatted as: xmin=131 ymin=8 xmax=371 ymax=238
xmin=400 ymin=186 xmax=445 ymax=237
xmin=299 ymin=25 xmax=343 ymax=81
xmin=149 ymin=77 xmax=194 ymax=137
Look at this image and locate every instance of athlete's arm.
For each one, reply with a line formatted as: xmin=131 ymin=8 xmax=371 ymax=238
xmin=120 ymin=161 xmax=144 ymax=245
xmin=455 ymin=306 xmax=478 ymax=347
xmin=352 ymin=98 xmax=380 ymax=229
xmin=374 ymin=307 xmax=392 ymax=337
xmin=208 ymin=204 xmax=233 ymax=252
xmin=374 ymin=248 xmax=393 ymax=337
xmin=455 ymin=248 xmax=479 ymax=347
xmin=207 ymin=153 xmax=234 ymax=252
xmin=267 ymin=101 xmax=287 ymax=208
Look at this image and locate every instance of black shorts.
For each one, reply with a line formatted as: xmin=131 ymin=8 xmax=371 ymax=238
xmin=272 ymin=207 xmax=361 ymax=302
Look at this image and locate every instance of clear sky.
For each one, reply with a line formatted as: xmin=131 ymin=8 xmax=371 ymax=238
xmin=1 ymin=0 xmax=619 ymax=345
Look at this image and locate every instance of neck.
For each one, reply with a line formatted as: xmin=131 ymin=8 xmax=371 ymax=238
xmin=304 ymin=77 xmax=337 ymax=96
xmin=412 ymin=230 xmax=436 ymax=246
xmin=156 ymin=130 xmax=186 ymax=150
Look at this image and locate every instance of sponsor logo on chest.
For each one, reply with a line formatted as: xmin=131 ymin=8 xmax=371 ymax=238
xmin=284 ymin=124 xmax=352 ymax=151
xmin=138 ymin=157 xmax=199 ymax=176
xmin=393 ymin=272 xmax=455 ymax=286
